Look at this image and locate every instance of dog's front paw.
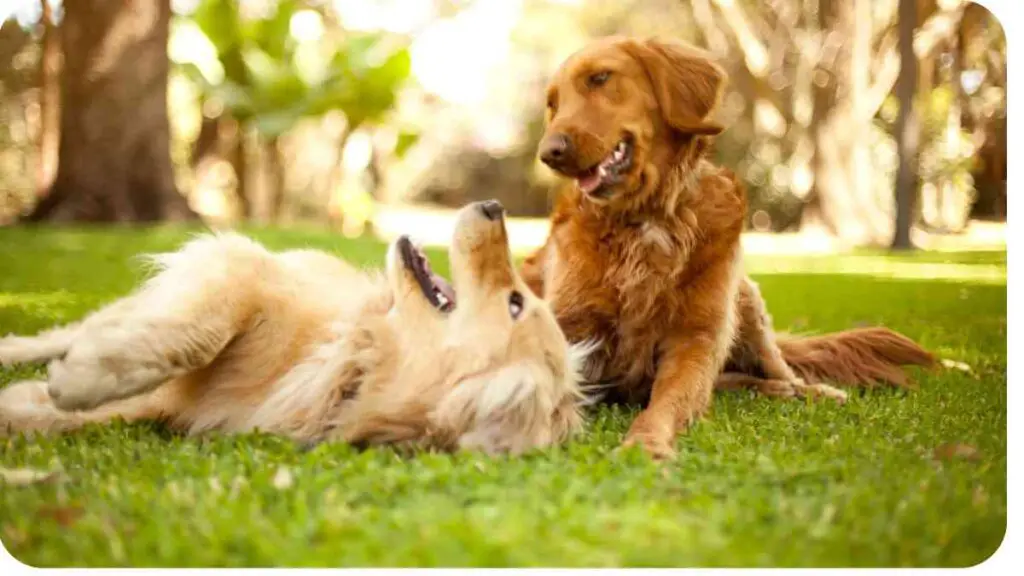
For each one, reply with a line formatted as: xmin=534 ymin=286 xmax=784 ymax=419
xmin=46 ymin=356 xmax=120 ymax=412
xmin=622 ymin=412 xmax=677 ymax=460
xmin=620 ymin=431 xmax=677 ymax=460
xmin=0 ymin=335 xmax=38 ymax=367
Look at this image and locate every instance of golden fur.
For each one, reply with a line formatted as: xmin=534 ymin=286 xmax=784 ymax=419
xmin=523 ymin=36 xmax=935 ymax=458
xmin=0 ymin=202 xmax=590 ymax=455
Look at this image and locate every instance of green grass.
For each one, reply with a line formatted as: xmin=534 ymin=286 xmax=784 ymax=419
xmin=0 ymin=225 xmax=1007 ymax=567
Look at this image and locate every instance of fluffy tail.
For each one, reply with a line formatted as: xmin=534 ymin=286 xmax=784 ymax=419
xmin=778 ymin=327 xmax=935 ymax=388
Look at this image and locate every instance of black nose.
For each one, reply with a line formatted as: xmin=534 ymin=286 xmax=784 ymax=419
xmin=479 ymin=200 xmax=504 ymax=221
xmin=539 ymin=133 xmax=573 ymax=169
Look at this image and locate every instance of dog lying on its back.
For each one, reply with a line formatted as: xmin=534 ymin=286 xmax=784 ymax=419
xmin=521 ymin=36 xmax=935 ymax=458
xmin=0 ymin=201 xmax=589 ymax=454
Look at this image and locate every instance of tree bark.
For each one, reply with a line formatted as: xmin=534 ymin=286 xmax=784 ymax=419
xmin=963 ymin=2 xmax=1006 ymax=221
xmin=804 ymin=0 xmax=892 ymax=245
xmin=190 ymin=114 xmax=221 ymax=168
xmin=891 ymin=0 xmax=919 ymax=250
xmin=939 ymin=15 xmax=966 ymax=232
xmin=37 ymin=0 xmax=60 ymax=194
xmin=229 ymin=120 xmax=251 ymax=219
xmin=264 ymin=136 xmax=286 ymax=222
xmin=27 ymin=0 xmax=196 ymax=222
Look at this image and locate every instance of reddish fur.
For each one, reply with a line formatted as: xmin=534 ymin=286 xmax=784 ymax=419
xmin=524 ymin=36 xmax=935 ymax=458
xmin=778 ymin=328 xmax=936 ymax=388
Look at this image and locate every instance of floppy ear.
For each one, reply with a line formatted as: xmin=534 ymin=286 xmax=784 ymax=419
xmin=623 ymin=37 xmax=727 ymax=136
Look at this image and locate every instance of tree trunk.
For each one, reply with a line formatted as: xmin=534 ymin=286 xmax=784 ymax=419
xmin=803 ymin=0 xmax=891 ymax=245
xmin=963 ymin=2 xmax=1006 ymax=221
xmin=938 ymin=26 xmax=964 ymax=232
xmin=37 ymin=0 xmax=60 ymax=194
xmin=27 ymin=0 xmax=195 ymax=223
xmin=891 ymin=0 xmax=919 ymax=250
xmin=229 ymin=120 xmax=251 ymax=219
xmin=266 ymin=136 xmax=286 ymax=222
xmin=190 ymin=114 xmax=221 ymax=168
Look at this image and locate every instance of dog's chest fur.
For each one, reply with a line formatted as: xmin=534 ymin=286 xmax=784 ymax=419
xmin=546 ymin=207 xmax=700 ymax=393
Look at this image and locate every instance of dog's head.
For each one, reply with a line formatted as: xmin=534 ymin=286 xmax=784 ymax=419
xmin=538 ymin=36 xmax=726 ymax=208
xmin=376 ymin=200 xmax=589 ymax=454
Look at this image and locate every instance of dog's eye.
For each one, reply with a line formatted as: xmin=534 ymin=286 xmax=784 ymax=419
xmin=508 ymin=291 xmax=524 ymax=320
xmin=587 ymin=71 xmax=611 ymax=88
xmin=546 ymin=95 xmax=558 ymax=114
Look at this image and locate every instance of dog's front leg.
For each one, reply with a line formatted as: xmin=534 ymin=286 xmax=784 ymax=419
xmin=47 ymin=314 xmax=238 ymax=412
xmin=519 ymin=240 xmax=550 ymax=298
xmin=622 ymin=261 xmax=741 ymax=459
xmin=622 ymin=330 xmax=728 ymax=459
xmin=45 ymin=249 xmax=254 ymax=412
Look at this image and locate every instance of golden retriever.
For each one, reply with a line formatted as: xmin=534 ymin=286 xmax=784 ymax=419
xmin=521 ymin=36 xmax=935 ymax=459
xmin=0 ymin=201 xmax=589 ymax=454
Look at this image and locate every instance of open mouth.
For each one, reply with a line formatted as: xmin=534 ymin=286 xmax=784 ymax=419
xmin=576 ymin=137 xmax=634 ymax=197
xmin=397 ymin=236 xmax=456 ymax=312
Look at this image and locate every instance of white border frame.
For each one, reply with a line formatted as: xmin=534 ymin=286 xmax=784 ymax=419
xmin=0 ymin=0 xmax=1015 ymax=572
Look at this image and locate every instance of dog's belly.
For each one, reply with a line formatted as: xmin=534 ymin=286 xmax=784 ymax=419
xmin=171 ymin=261 xmax=392 ymax=435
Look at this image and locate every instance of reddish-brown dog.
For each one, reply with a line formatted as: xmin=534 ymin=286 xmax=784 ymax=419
xmin=521 ymin=36 xmax=934 ymax=458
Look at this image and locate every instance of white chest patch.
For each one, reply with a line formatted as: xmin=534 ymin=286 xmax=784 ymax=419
xmin=640 ymin=223 xmax=673 ymax=254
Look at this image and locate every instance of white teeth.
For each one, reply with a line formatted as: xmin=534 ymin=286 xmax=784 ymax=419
xmin=609 ymin=141 xmax=627 ymax=163
xmin=598 ymin=165 xmax=608 ymax=178
xmin=435 ymin=292 xmax=449 ymax=307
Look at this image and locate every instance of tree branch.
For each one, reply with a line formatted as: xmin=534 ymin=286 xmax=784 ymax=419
xmin=690 ymin=0 xmax=730 ymax=56
xmin=711 ymin=0 xmax=771 ymax=78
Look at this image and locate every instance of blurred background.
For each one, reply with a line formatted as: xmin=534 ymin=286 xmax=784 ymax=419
xmin=0 ymin=0 xmax=1007 ymax=253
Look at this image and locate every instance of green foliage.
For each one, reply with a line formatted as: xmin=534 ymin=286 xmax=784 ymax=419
xmin=878 ymin=85 xmax=979 ymax=229
xmin=393 ymin=131 xmax=421 ymax=159
xmin=916 ymin=87 xmax=977 ymax=190
xmin=0 ymin=227 xmax=1006 ymax=567
xmin=178 ymin=0 xmax=414 ymax=137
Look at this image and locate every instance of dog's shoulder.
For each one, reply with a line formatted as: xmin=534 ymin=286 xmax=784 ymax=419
xmin=688 ymin=160 xmax=746 ymax=243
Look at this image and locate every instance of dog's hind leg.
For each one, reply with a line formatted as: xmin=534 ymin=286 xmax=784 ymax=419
xmin=732 ymin=277 xmax=799 ymax=381
xmin=722 ymin=278 xmax=847 ymax=403
xmin=715 ymin=372 xmax=847 ymax=403
xmin=0 ymin=379 xmax=182 ymax=435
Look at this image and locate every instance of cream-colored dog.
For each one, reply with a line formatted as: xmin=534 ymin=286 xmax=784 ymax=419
xmin=0 ymin=201 xmax=589 ymax=454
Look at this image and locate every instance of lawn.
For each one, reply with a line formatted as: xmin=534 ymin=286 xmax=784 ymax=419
xmin=0 ymin=225 xmax=1007 ymax=568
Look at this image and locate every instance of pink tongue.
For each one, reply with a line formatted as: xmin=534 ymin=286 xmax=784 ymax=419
xmin=577 ymin=171 xmax=603 ymax=195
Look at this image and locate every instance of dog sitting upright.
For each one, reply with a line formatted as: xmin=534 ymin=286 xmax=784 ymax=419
xmin=521 ymin=37 xmax=934 ymax=458
xmin=0 ymin=201 xmax=589 ymax=454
